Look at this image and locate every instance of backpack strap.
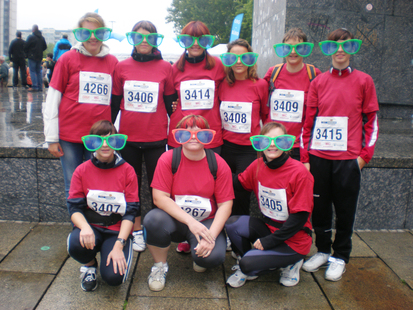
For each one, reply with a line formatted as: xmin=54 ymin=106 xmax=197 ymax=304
xmin=306 ymin=64 xmax=317 ymax=82
xmin=267 ymin=63 xmax=284 ymax=107
xmin=172 ymin=146 xmax=217 ymax=180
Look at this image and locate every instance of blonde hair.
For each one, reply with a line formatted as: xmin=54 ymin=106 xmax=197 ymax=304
xmin=78 ymin=12 xmax=105 ymax=28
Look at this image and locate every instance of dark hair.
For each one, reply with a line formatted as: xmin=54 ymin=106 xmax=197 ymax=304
xmin=257 ymin=122 xmax=288 ymax=159
xmin=282 ymin=28 xmax=308 ymax=43
xmin=175 ymin=21 xmax=216 ymax=72
xmin=176 ymin=115 xmax=210 ymax=129
xmin=225 ymin=39 xmax=258 ymax=85
xmin=89 ymin=120 xmax=117 ymax=135
xmin=47 ymin=53 xmax=53 ymax=58
xmin=132 ymin=20 xmax=158 ymax=53
xmin=62 ymin=34 xmax=68 ymax=39
xmin=16 ymin=31 xmax=22 ymax=38
xmin=327 ymin=28 xmax=354 ymax=41
xmin=32 ymin=25 xmax=39 ymax=32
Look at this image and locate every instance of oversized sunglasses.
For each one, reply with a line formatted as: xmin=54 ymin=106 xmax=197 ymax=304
xmin=177 ymin=34 xmax=215 ymax=49
xmin=73 ymin=27 xmax=112 ymax=42
xmin=81 ymin=134 xmax=128 ymax=152
xmin=220 ymin=52 xmax=259 ymax=67
xmin=319 ymin=39 xmax=362 ymax=56
xmin=250 ymin=134 xmax=296 ymax=152
xmin=172 ymin=129 xmax=216 ymax=145
xmin=273 ymin=42 xmax=314 ymax=58
xmin=126 ymin=32 xmax=164 ymax=47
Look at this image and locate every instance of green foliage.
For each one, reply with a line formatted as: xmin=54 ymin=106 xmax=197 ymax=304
xmin=166 ymin=0 xmax=253 ymax=44
xmin=43 ymin=43 xmax=55 ymax=58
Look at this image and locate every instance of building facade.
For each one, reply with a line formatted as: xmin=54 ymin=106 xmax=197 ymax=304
xmin=0 ymin=0 xmax=17 ymax=57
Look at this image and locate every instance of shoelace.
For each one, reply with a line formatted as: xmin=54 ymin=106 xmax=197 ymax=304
xmin=150 ymin=266 xmax=167 ymax=281
xmin=80 ymin=267 xmax=96 ymax=281
xmin=328 ymin=257 xmax=344 ymax=270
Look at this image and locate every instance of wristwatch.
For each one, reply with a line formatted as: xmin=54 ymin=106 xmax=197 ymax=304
xmin=116 ymin=238 xmax=126 ymax=246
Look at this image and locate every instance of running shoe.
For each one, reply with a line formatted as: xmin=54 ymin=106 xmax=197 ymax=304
xmin=226 ymin=265 xmax=258 ymax=288
xmin=132 ymin=230 xmax=146 ymax=252
xmin=80 ymin=262 xmax=98 ymax=292
xmin=325 ymin=257 xmax=346 ymax=281
xmin=148 ymin=262 xmax=169 ymax=291
xmin=302 ymin=252 xmax=330 ymax=272
xmin=193 ymin=261 xmax=207 ymax=273
xmin=279 ymin=259 xmax=304 ymax=287
xmin=176 ymin=241 xmax=191 ymax=253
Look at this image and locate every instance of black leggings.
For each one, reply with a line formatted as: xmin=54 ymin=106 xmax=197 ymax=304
xmin=67 ymin=226 xmax=133 ymax=286
xmin=143 ymin=208 xmax=227 ymax=268
xmin=225 ymin=215 xmax=304 ymax=276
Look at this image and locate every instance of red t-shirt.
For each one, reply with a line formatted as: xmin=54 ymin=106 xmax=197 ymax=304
xmin=151 ymin=149 xmax=234 ymax=221
xmin=238 ymin=157 xmax=314 ymax=255
xmin=112 ymin=57 xmax=175 ymax=142
xmin=50 ymin=50 xmax=118 ymax=143
xmin=218 ymin=78 xmax=269 ymax=145
xmin=264 ymin=64 xmax=322 ymax=148
xmin=168 ymin=57 xmax=226 ymax=148
xmin=69 ymin=160 xmax=139 ymax=232
xmin=301 ymin=69 xmax=379 ymax=162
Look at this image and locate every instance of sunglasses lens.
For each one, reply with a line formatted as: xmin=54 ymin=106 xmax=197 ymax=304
xmin=95 ymin=28 xmax=111 ymax=41
xmin=321 ymin=42 xmax=337 ymax=55
xmin=107 ymin=135 xmax=127 ymax=150
xmin=174 ymin=130 xmax=192 ymax=144
xmin=251 ymin=136 xmax=270 ymax=151
xmin=296 ymin=44 xmax=312 ymax=57
xmin=83 ymin=136 xmax=102 ymax=151
xmin=147 ymin=34 xmax=163 ymax=47
xmin=275 ymin=44 xmax=291 ymax=57
xmin=241 ymin=53 xmax=257 ymax=66
xmin=343 ymin=40 xmax=360 ymax=54
xmin=198 ymin=36 xmax=214 ymax=49
xmin=127 ymin=32 xmax=142 ymax=45
xmin=179 ymin=35 xmax=194 ymax=48
xmin=196 ymin=131 xmax=213 ymax=144
xmin=221 ymin=53 xmax=237 ymax=66
xmin=74 ymin=29 xmax=91 ymax=42
xmin=275 ymin=136 xmax=294 ymax=150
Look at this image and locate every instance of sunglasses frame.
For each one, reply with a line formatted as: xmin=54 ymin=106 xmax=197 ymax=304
xmin=177 ymin=34 xmax=215 ymax=49
xmin=72 ymin=27 xmax=112 ymax=42
xmin=81 ymin=134 xmax=128 ymax=152
xmin=273 ymin=42 xmax=314 ymax=58
xmin=125 ymin=32 xmax=164 ymax=47
xmin=220 ymin=52 xmax=259 ymax=67
xmin=172 ymin=129 xmax=216 ymax=146
xmin=250 ymin=134 xmax=296 ymax=152
xmin=318 ymin=39 xmax=362 ymax=56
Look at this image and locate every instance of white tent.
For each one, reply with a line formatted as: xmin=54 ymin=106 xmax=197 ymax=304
xmin=208 ymin=44 xmax=228 ymax=56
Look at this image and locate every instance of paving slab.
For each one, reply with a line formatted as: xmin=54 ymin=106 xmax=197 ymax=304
xmin=0 ymin=221 xmax=37 ymax=257
xmin=37 ymin=254 xmax=139 ymax=310
xmin=0 ymin=270 xmax=55 ymax=310
xmin=308 ymin=230 xmax=376 ymax=257
xmin=357 ymin=231 xmax=413 ymax=288
xmin=0 ymin=223 xmax=72 ymax=273
xmin=224 ymin=253 xmax=330 ymax=309
xmin=126 ymin=297 xmax=229 ymax=310
xmin=130 ymin=247 xmax=227 ymax=299
xmin=313 ymin=258 xmax=413 ymax=310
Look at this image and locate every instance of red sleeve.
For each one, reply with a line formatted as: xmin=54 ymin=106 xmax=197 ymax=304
xmin=257 ymin=79 xmax=269 ymax=122
xmin=315 ymin=67 xmax=322 ymax=76
xmin=263 ymin=66 xmax=274 ymax=83
xmin=68 ymin=165 xmax=85 ymax=199
xmin=150 ymin=151 xmax=173 ymax=194
xmin=238 ymin=160 xmax=258 ymax=192
xmin=214 ymin=58 xmax=226 ymax=88
xmin=288 ymin=169 xmax=314 ymax=214
xmin=359 ymin=112 xmax=379 ymax=163
xmin=163 ymin=64 xmax=176 ymax=96
xmin=300 ymin=82 xmax=319 ymax=163
xmin=49 ymin=53 xmax=70 ymax=93
xmin=112 ymin=63 xmax=123 ymax=96
xmin=124 ymin=165 xmax=139 ymax=202
xmin=214 ymin=155 xmax=235 ymax=203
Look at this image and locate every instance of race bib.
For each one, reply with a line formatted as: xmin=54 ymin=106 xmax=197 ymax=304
xmin=270 ymin=89 xmax=304 ymax=123
xmin=311 ymin=116 xmax=348 ymax=151
xmin=175 ymin=195 xmax=212 ymax=221
xmin=87 ymin=190 xmax=126 ymax=216
xmin=220 ymin=101 xmax=252 ymax=133
xmin=123 ymin=81 xmax=159 ymax=113
xmin=258 ymin=182 xmax=289 ymax=221
xmin=180 ymin=80 xmax=215 ymax=110
xmin=78 ymin=71 xmax=111 ymax=105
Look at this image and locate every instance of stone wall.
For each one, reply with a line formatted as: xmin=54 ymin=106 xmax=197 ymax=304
xmin=252 ymin=0 xmax=413 ymax=106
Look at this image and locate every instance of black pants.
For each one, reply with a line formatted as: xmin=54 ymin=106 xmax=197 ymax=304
xmin=143 ymin=208 xmax=227 ymax=268
xmin=225 ymin=215 xmax=304 ymax=276
xmin=309 ymin=155 xmax=361 ymax=263
xmin=67 ymin=226 xmax=133 ymax=286
xmin=13 ymin=59 xmax=27 ymax=87
xmin=120 ymin=142 xmax=166 ymax=209
xmin=221 ymin=140 xmax=256 ymax=215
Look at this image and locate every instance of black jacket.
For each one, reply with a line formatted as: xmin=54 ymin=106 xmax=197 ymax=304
xmin=24 ymin=30 xmax=47 ymax=61
xmin=9 ymin=38 xmax=26 ymax=61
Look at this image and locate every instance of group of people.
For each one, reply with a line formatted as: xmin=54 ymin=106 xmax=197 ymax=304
xmin=43 ymin=12 xmax=379 ymax=293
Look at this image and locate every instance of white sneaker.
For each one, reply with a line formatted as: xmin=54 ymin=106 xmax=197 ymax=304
xmin=132 ymin=230 xmax=146 ymax=252
xmin=325 ymin=257 xmax=346 ymax=281
xmin=302 ymin=252 xmax=330 ymax=272
xmin=226 ymin=235 xmax=232 ymax=252
xmin=193 ymin=261 xmax=207 ymax=273
xmin=226 ymin=266 xmax=258 ymax=288
xmin=148 ymin=262 xmax=168 ymax=291
xmin=279 ymin=259 xmax=304 ymax=287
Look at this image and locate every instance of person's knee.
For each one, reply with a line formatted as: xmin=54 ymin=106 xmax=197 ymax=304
xmin=193 ymin=250 xmax=225 ymax=269
xmin=143 ymin=209 xmax=166 ymax=232
xmin=101 ymin=270 xmax=124 ymax=286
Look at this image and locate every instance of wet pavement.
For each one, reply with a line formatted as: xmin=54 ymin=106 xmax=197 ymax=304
xmin=0 ymin=221 xmax=412 ymax=309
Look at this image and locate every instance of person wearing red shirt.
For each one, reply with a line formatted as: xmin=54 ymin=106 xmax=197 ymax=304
xmin=301 ymin=28 xmax=379 ymax=281
xmin=218 ymin=39 xmax=268 ymax=216
xmin=143 ymin=115 xmax=234 ymax=292
xmin=225 ymin=122 xmax=314 ymax=288
xmin=67 ymin=120 xmax=140 ymax=292
xmin=43 ymin=12 xmax=118 ymax=199
xmin=264 ymin=28 xmax=321 ymax=161
xmin=111 ymin=20 xmax=177 ymax=253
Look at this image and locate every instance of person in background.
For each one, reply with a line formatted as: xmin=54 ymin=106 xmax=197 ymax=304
xmin=8 ymin=31 xmax=28 ymax=88
xmin=0 ymin=56 xmax=9 ymax=87
xmin=44 ymin=52 xmax=55 ymax=82
xmin=53 ymin=33 xmax=72 ymax=62
xmin=24 ymin=24 xmax=47 ymax=92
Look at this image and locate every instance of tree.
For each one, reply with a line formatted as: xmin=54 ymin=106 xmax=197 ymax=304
xmin=166 ymin=0 xmax=253 ymax=44
xmin=43 ymin=43 xmax=55 ymax=58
